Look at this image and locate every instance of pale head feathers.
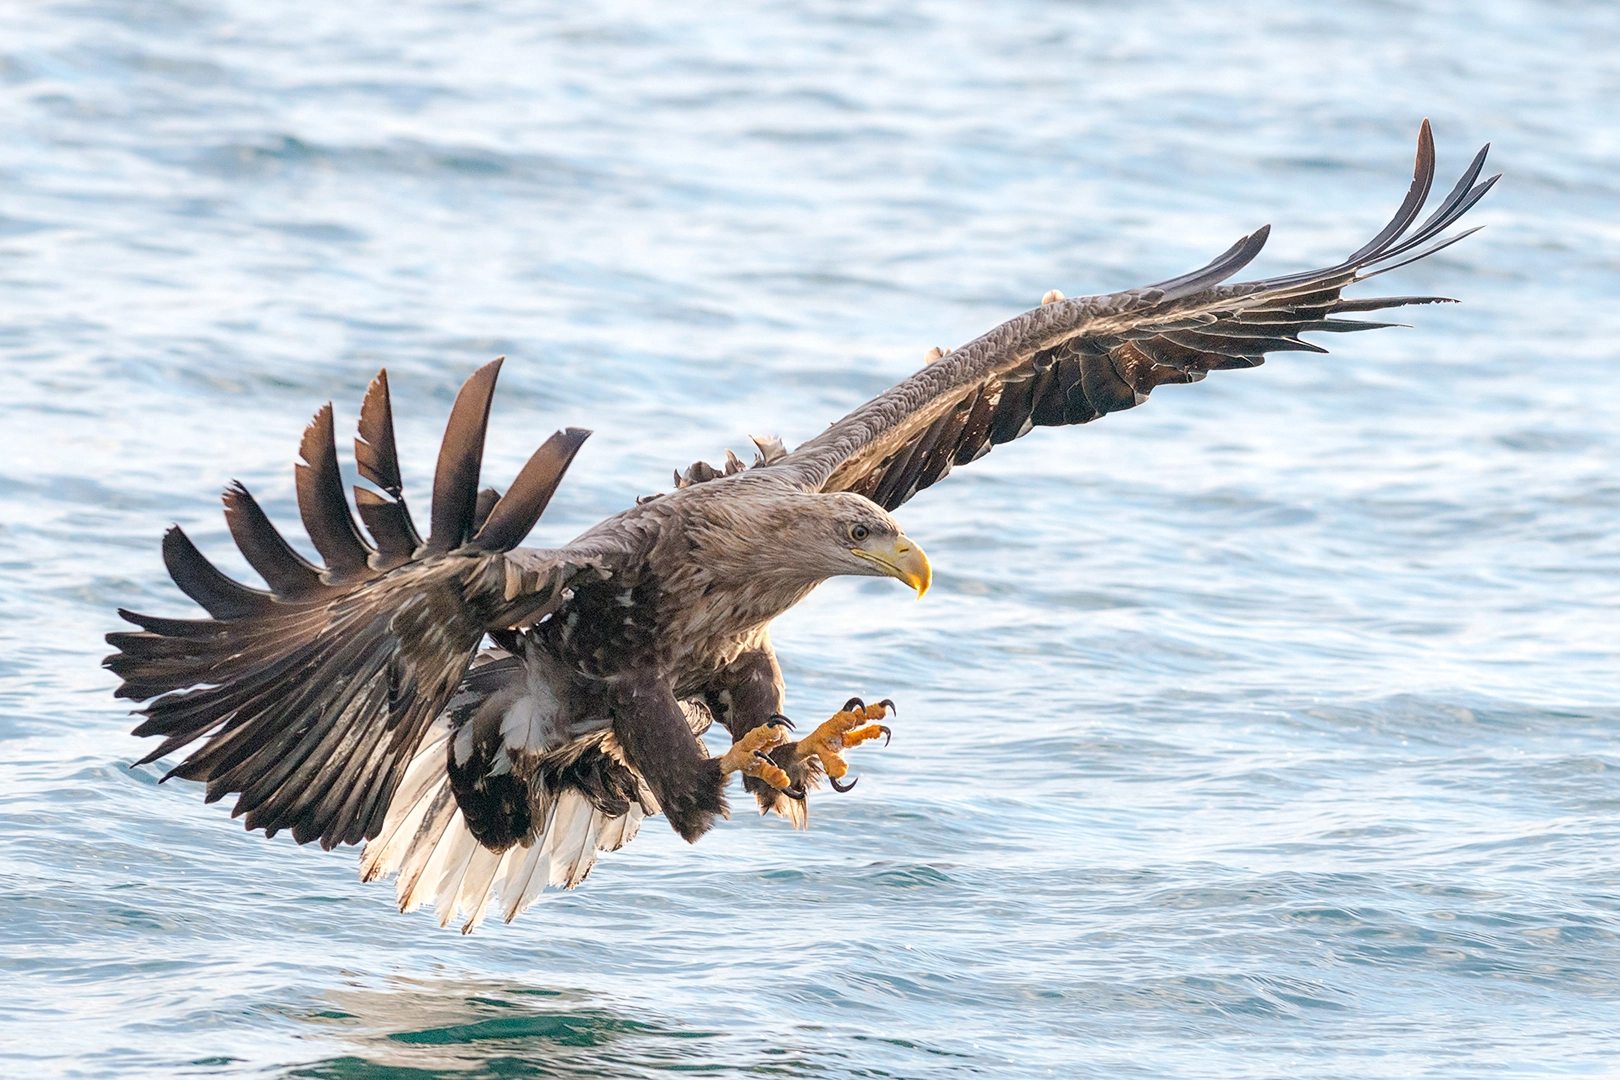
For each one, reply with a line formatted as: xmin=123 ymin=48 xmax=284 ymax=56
xmin=652 ymin=476 xmax=909 ymax=645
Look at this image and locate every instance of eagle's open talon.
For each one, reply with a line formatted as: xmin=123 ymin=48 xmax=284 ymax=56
xmin=786 ymin=697 xmax=895 ymax=794
xmin=766 ymin=713 xmax=795 ymax=731
xmin=829 ymin=774 xmax=857 ymax=793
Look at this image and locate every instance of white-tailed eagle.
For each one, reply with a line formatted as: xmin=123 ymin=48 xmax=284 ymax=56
xmin=108 ymin=122 xmax=1494 ymax=931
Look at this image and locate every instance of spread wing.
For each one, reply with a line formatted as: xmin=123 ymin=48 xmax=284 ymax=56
xmin=106 ymin=360 xmax=594 ymax=849
xmin=772 ymin=121 xmax=1497 ymax=510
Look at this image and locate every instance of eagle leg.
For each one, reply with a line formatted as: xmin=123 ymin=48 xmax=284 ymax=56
xmin=783 ymin=698 xmax=894 ymax=794
xmin=718 ymin=719 xmax=798 ymax=795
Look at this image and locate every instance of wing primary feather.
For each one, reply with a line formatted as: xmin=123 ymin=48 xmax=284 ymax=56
xmin=112 ymin=607 xmax=218 ymax=638
xmin=1302 ymin=318 xmax=1403 ymax=333
xmin=1370 ymin=175 xmax=1498 ymax=265
xmin=1150 ymin=225 xmax=1271 ymax=299
xmin=471 ymin=487 xmax=502 ymax=535
xmin=353 ymin=369 xmax=424 ymax=560
xmin=296 ymin=404 xmax=377 ymax=583
xmin=354 ymin=488 xmax=421 ymax=570
xmin=1340 ymin=117 xmax=1437 ymax=265
xmin=425 ymin=359 xmax=504 ymax=555
xmin=474 ymin=427 xmax=591 ymax=553
xmin=355 ymin=370 xmax=406 ymax=498
xmin=1330 ymin=295 xmax=1453 ymax=313
xmin=161 ymin=526 xmax=275 ymax=620
xmin=1394 ymin=142 xmax=1491 ymax=250
xmin=1357 ymin=225 xmax=1487 ymax=280
xmin=222 ymin=482 xmax=330 ymax=600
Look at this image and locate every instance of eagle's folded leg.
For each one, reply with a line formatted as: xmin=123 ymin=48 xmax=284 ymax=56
xmin=778 ymin=697 xmax=893 ymax=794
xmin=718 ymin=721 xmax=797 ymax=794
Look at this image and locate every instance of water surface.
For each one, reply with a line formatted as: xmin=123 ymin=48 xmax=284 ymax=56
xmin=2 ymin=2 xmax=1618 ymax=1077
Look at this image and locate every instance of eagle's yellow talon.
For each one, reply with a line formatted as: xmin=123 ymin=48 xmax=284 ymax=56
xmin=720 ymin=722 xmax=794 ymax=790
xmin=840 ymin=724 xmax=889 ymax=748
xmin=746 ymin=753 xmax=794 ymax=791
xmin=786 ymin=697 xmax=894 ymax=793
xmin=738 ymin=723 xmax=791 ymax=755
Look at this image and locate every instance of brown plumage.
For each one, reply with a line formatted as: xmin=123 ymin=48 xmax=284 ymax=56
xmin=107 ymin=121 xmax=1494 ymax=930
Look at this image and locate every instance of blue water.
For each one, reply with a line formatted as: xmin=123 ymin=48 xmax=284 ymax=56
xmin=3 ymin=1 xmax=1618 ymax=1076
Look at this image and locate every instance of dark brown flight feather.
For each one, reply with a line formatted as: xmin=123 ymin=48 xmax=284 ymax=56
xmin=425 ymin=357 xmax=503 ymax=555
xmin=107 ymin=365 xmax=589 ymax=849
xmin=296 ymin=404 xmax=378 ymax=584
xmin=222 ymin=481 xmax=333 ymax=601
xmin=353 ymin=369 xmax=424 ymax=569
xmin=775 ymin=120 xmax=1497 ymax=511
xmin=474 ymin=427 xmax=592 ymax=553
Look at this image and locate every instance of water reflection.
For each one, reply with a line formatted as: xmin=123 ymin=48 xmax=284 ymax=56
xmin=283 ymin=978 xmax=865 ymax=1079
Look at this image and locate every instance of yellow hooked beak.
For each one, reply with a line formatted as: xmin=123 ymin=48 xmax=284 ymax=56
xmin=853 ymin=535 xmax=932 ymax=598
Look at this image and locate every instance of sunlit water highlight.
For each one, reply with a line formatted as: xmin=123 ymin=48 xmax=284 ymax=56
xmin=2 ymin=2 xmax=1618 ymax=1077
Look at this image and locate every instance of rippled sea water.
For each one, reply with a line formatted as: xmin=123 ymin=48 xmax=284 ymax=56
xmin=3 ymin=2 xmax=1618 ymax=1076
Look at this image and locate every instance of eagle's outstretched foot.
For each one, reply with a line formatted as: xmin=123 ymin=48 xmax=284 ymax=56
xmin=719 ymin=719 xmax=799 ymax=795
xmin=788 ymin=697 xmax=893 ymax=793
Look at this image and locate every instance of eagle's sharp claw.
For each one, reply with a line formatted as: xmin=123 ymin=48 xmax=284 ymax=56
xmin=784 ymin=696 xmax=897 ymax=797
xmin=829 ymin=774 xmax=857 ymax=793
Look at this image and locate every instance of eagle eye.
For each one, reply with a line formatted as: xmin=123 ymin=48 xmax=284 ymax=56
xmin=849 ymin=523 xmax=870 ymax=543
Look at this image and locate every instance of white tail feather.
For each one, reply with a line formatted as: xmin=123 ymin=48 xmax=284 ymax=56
xmin=397 ymin=798 xmax=464 ymax=913
xmin=509 ymin=843 xmax=554 ymax=923
xmin=500 ymin=841 xmax=549 ymax=924
xmin=359 ymin=748 xmax=447 ymax=883
xmin=453 ymin=845 xmax=504 ymax=934
xmin=394 ymin=793 xmax=460 ymax=911
xmin=432 ymin=824 xmax=481 ymax=927
xmin=598 ymin=807 xmax=629 ymax=852
xmin=360 ymin=718 xmax=454 ymax=884
xmin=541 ymin=793 xmax=594 ymax=889
xmin=358 ymin=738 xmax=648 ymax=931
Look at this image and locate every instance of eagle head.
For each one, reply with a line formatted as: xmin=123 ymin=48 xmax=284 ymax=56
xmin=674 ymin=482 xmax=932 ymax=624
xmin=811 ymin=492 xmax=931 ymax=597
xmin=711 ymin=488 xmax=928 ymax=598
